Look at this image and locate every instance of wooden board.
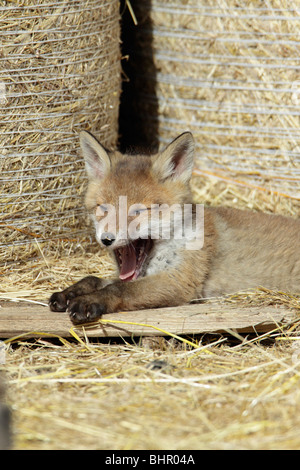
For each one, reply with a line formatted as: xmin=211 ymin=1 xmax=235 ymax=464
xmin=0 ymin=301 xmax=297 ymax=339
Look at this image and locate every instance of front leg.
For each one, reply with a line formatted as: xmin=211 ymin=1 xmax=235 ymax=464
xmin=67 ymin=270 xmax=199 ymax=325
xmin=49 ymin=276 xmax=111 ymax=312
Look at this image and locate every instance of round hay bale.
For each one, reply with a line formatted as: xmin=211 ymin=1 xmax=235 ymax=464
xmin=124 ymin=0 xmax=300 ymax=210
xmin=0 ymin=0 xmax=121 ymax=265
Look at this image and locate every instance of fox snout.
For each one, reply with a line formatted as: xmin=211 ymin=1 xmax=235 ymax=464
xmin=100 ymin=232 xmax=116 ymax=247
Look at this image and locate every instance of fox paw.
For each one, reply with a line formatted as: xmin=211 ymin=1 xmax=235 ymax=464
xmin=67 ymin=297 xmax=107 ymax=325
xmin=49 ymin=276 xmax=105 ymax=313
xmin=49 ymin=291 xmax=75 ymax=312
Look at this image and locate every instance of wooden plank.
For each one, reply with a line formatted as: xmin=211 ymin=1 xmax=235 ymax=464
xmin=0 ymin=301 xmax=296 ymax=339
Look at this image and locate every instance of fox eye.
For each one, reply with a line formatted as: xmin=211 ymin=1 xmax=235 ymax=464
xmin=96 ymin=204 xmax=108 ymax=216
xmin=134 ymin=209 xmax=146 ymax=216
xmin=129 ymin=205 xmax=148 ymax=217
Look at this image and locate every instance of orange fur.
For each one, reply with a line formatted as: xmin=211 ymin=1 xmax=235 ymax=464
xmin=49 ymin=132 xmax=300 ymax=324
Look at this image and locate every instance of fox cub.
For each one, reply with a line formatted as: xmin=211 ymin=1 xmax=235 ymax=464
xmin=49 ymin=131 xmax=300 ymax=324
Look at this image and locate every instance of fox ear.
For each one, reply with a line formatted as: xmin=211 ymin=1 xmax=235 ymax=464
xmin=152 ymin=132 xmax=194 ymax=183
xmin=80 ymin=131 xmax=111 ymax=179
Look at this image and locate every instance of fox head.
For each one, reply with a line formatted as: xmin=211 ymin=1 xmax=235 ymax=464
xmin=80 ymin=131 xmax=195 ymax=281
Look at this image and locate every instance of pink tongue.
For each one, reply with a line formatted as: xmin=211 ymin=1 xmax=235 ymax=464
xmin=119 ymin=244 xmax=137 ymax=281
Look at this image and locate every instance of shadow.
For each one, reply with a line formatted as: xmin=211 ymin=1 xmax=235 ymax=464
xmin=119 ymin=0 xmax=159 ymax=153
xmin=0 ymin=375 xmax=11 ymax=450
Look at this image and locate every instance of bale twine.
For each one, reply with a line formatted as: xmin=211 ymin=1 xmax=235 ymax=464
xmin=127 ymin=0 xmax=300 ymax=209
xmin=0 ymin=0 xmax=121 ymax=266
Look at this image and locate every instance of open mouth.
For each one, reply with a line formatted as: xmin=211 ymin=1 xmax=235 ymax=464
xmin=114 ymin=238 xmax=154 ymax=282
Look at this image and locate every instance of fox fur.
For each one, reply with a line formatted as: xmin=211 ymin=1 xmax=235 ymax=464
xmin=49 ymin=131 xmax=300 ymax=324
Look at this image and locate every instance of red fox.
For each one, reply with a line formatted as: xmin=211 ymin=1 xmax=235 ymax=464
xmin=49 ymin=131 xmax=300 ymax=324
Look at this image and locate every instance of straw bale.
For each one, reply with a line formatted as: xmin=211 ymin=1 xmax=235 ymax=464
xmin=3 ymin=2 xmax=300 ymax=451
xmin=126 ymin=0 xmax=300 ymax=213
xmin=0 ymin=0 xmax=121 ymax=265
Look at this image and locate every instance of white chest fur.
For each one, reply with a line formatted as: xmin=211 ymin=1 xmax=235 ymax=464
xmin=146 ymin=238 xmax=185 ymax=276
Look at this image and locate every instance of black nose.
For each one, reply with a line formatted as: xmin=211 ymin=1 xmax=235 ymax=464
xmin=101 ymin=232 xmax=116 ymax=247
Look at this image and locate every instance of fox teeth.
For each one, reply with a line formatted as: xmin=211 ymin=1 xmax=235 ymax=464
xmin=138 ymin=247 xmax=144 ymax=261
